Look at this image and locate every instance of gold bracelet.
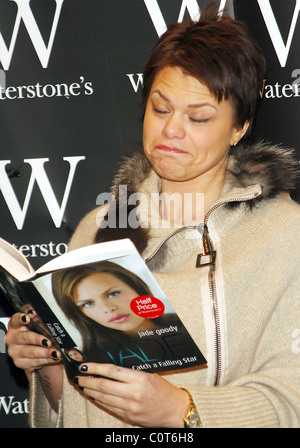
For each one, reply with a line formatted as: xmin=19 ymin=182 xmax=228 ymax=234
xmin=181 ymin=388 xmax=203 ymax=428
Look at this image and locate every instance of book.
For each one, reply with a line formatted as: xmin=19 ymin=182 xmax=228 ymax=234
xmin=0 ymin=237 xmax=206 ymax=383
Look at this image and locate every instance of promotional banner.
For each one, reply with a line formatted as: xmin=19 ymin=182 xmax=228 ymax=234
xmin=234 ymin=0 xmax=300 ymax=201
xmin=0 ymin=0 xmax=298 ymax=428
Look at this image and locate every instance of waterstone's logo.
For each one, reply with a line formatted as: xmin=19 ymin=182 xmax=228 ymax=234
xmin=0 ymin=396 xmax=29 ymax=416
xmin=127 ymin=0 xmax=230 ymax=93
xmin=127 ymin=1 xmax=300 ymax=94
xmin=256 ymin=0 xmax=300 ymax=98
xmin=0 ymin=0 xmax=64 ymax=70
xmin=144 ymin=0 xmax=229 ymax=37
xmin=258 ymin=0 xmax=300 ymax=68
xmin=0 ymin=156 xmax=85 ymax=230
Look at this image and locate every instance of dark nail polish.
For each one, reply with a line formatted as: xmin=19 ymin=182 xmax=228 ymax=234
xmin=74 ymin=377 xmax=84 ymax=391
xmin=51 ymin=350 xmax=59 ymax=360
xmin=21 ymin=314 xmax=28 ymax=323
xmin=79 ymin=364 xmax=88 ymax=372
xmin=42 ymin=339 xmax=49 ymax=347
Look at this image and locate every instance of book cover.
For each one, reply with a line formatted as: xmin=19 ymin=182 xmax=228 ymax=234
xmin=0 ymin=238 xmax=206 ymax=383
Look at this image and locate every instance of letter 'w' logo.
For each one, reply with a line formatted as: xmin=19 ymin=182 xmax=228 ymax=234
xmin=258 ymin=0 xmax=300 ymax=67
xmin=0 ymin=157 xmax=85 ymax=229
xmin=0 ymin=0 xmax=64 ymax=70
xmin=144 ymin=0 xmax=228 ymax=36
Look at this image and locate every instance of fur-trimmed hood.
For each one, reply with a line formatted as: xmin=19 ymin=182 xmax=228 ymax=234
xmin=227 ymin=141 xmax=299 ymax=200
xmin=95 ymin=141 xmax=299 ymax=251
xmin=111 ymin=141 xmax=299 ymax=201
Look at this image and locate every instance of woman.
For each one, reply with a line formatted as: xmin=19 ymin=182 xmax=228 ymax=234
xmin=52 ymin=261 xmax=155 ymax=334
xmin=5 ymin=6 xmax=300 ymax=428
xmin=52 ymin=261 xmax=192 ymax=379
xmin=51 ymin=261 xmax=180 ymax=364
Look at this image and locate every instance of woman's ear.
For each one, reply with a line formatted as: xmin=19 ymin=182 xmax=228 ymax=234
xmin=231 ymin=121 xmax=250 ymax=146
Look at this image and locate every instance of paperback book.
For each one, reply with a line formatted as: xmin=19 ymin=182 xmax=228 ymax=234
xmin=0 ymin=237 xmax=206 ymax=382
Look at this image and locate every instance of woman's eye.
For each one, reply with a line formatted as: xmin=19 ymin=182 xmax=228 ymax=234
xmin=189 ymin=117 xmax=209 ymax=123
xmin=107 ymin=290 xmax=120 ymax=298
xmin=153 ymin=105 xmax=168 ymax=114
xmin=81 ymin=300 xmax=94 ymax=308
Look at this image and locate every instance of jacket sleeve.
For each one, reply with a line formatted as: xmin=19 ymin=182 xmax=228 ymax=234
xmin=67 ymin=205 xmax=108 ymax=251
xmin=187 ymin=383 xmax=279 ymax=427
xmin=29 ymin=371 xmax=63 ymax=428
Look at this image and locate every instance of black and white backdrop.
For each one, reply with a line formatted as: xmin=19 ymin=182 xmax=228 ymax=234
xmin=0 ymin=0 xmax=299 ymax=427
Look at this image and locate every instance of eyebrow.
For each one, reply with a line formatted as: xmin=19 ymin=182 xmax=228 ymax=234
xmin=151 ymin=89 xmax=217 ymax=110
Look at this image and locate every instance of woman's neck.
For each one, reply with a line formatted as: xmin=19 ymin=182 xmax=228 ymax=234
xmin=160 ymin=166 xmax=227 ymax=226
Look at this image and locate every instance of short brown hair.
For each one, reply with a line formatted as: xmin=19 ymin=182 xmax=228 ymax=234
xmin=142 ymin=4 xmax=266 ymax=134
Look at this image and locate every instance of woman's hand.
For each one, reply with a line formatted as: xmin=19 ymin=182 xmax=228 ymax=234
xmin=6 ymin=311 xmax=63 ymax=412
xmin=5 ymin=311 xmax=61 ymax=371
xmin=76 ymin=363 xmax=189 ymax=428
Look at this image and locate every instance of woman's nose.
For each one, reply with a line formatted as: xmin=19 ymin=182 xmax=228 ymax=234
xmin=103 ymin=304 xmax=117 ymax=313
xmin=162 ymin=113 xmax=185 ymax=140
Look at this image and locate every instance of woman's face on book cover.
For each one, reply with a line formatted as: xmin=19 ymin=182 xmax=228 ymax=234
xmin=73 ymin=271 xmax=146 ymax=332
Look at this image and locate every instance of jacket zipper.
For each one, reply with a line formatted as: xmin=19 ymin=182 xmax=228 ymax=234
xmin=144 ymin=226 xmax=195 ymax=263
xmin=202 ymin=193 xmax=261 ymax=386
xmin=145 ymin=191 xmax=261 ymax=387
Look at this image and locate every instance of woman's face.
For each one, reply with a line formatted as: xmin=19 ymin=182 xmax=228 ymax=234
xmin=73 ymin=272 xmax=146 ymax=332
xmin=67 ymin=349 xmax=84 ymax=362
xmin=143 ymin=66 xmax=247 ymax=188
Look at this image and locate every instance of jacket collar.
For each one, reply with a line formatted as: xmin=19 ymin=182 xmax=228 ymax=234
xmin=111 ymin=140 xmax=298 ymax=204
xmin=95 ymin=141 xmax=299 ymax=254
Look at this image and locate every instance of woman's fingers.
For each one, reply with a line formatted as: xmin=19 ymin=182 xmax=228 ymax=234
xmin=5 ymin=312 xmax=61 ymax=370
xmin=75 ymin=363 xmax=188 ymax=427
xmin=79 ymin=362 xmax=137 ymax=382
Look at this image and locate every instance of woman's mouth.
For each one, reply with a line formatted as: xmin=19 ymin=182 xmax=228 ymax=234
xmin=155 ymin=145 xmax=188 ymax=154
xmin=108 ymin=314 xmax=130 ymax=323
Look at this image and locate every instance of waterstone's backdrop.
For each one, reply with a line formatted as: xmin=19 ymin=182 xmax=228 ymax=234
xmin=0 ymin=0 xmax=299 ymax=427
